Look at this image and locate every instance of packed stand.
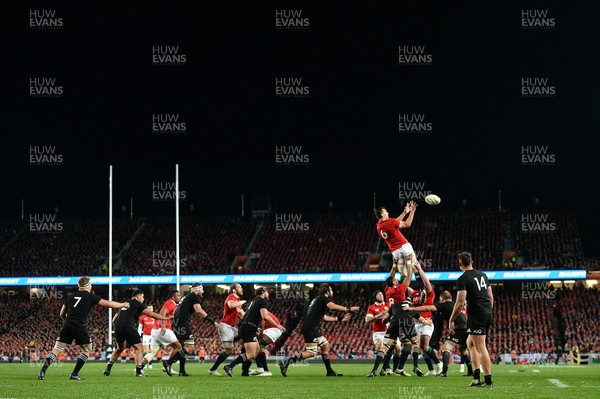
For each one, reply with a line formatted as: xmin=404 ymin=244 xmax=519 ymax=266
xmin=249 ymin=214 xmax=375 ymax=273
xmin=513 ymin=210 xmax=585 ymax=269
xmin=0 ymin=219 xmax=138 ymax=276
xmin=122 ymin=216 xmax=253 ymax=275
xmin=557 ymin=286 xmax=600 ymax=353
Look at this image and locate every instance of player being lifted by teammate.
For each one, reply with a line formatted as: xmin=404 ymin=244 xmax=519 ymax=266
xmin=278 ymin=284 xmax=359 ymax=377
xmin=450 ymin=252 xmax=494 ymax=388
xmin=209 ymin=283 xmax=246 ymax=376
xmin=375 ymin=201 xmax=418 ymax=276
xmin=406 ymin=290 xmax=473 ymax=377
xmin=223 ymin=288 xmax=285 ymax=377
xmin=103 ymin=290 xmax=172 ymax=377
xmin=169 ymin=283 xmax=219 ymax=376
xmin=38 ymin=276 xmax=129 ymax=380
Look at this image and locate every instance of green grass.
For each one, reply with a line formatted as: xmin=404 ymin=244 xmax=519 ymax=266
xmin=2 ymin=361 xmax=599 ymax=399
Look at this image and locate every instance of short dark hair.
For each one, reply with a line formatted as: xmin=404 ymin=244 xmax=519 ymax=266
xmin=168 ymin=290 xmax=179 ymax=299
xmin=374 ymin=207 xmax=386 ymax=220
xmin=385 ymin=276 xmax=395 ymax=287
xmin=318 ymin=284 xmax=331 ymax=296
xmin=255 ymin=287 xmax=266 ymax=296
xmin=440 ymin=291 xmax=452 ymax=301
xmin=230 ymin=284 xmax=238 ymax=293
xmin=458 ymin=252 xmax=472 ymax=267
xmin=132 ymin=289 xmax=144 ymax=297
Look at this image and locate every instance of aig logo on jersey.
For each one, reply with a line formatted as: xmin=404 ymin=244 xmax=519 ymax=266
xmin=467 ymin=328 xmax=483 ymax=334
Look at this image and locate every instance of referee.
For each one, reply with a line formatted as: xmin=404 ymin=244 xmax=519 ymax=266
xmin=449 ymin=252 xmax=493 ymax=388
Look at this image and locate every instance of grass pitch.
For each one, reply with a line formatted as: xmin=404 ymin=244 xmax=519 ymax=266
xmin=1 ymin=361 xmax=599 ymax=399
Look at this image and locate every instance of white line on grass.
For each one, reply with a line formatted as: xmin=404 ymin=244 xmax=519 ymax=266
xmin=548 ymin=379 xmax=569 ymax=388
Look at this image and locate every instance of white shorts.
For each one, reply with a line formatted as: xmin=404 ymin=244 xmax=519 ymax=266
xmin=262 ymin=328 xmax=282 ymax=343
xmin=415 ymin=323 xmax=434 ymax=338
xmin=150 ymin=328 xmax=178 ymax=346
xmin=218 ymin=322 xmax=238 ymax=343
xmin=372 ymin=332 xmax=385 ymax=346
xmin=392 ymin=243 xmax=415 ymax=262
xmin=142 ymin=335 xmax=152 ymax=345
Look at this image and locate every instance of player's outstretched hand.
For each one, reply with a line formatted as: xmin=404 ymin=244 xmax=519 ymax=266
xmin=409 ymin=201 xmax=418 ymax=211
xmin=349 ymin=306 xmax=360 ymax=312
xmin=214 ymin=322 xmax=220 ymax=329
xmin=277 ymin=324 xmax=286 ymax=332
xmin=404 ymin=202 xmax=411 ymax=214
xmin=121 ymin=302 xmax=130 ymax=309
xmin=239 ymin=300 xmax=247 ymax=306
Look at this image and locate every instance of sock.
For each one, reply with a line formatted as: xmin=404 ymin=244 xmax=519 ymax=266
xmin=210 ymin=352 xmax=229 ymax=371
xmin=382 ymin=348 xmax=393 ymax=370
xmin=167 ymin=349 xmax=182 ymax=365
xmin=292 ymin=352 xmax=303 ymax=362
xmin=423 ymin=353 xmax=434 ymax=371
xmin=242 ymin=360 xmax=252 ymax=375
xmin=399 ymin=347 xmax=410 ymax=370
xmin=257 ymin=351 xmax=269 ymax=372
xmin=463 ymin=354 xmax=473 ymax=374
xmin=393 ymin=354 xmax=401 ymax=371
xmin=136 ymin=365 xmax=143 ymax=375
xmin=372 ymin=351 xmax=385 ymax=372
xmin=425 ymin=347 xmax=440 ymax=364
xmin=149 ymin=359 xmax=153 ymax=366
xmin=229 ymin=353 xmax=247 ymax=368
xmin=41 ymin=353 xmax=57 ymax=372
xmin=412 ymin=349 xmax=420 ymax=369
xmin=322 ymin=354 xmax=334 ymax=374
xmin=442 ymin=351 xmax=450 ymax=373
xmin=473 ymin=368 xmax=481 ymax=380
xmin=484 ymin=374 xmax=492 ymax=384
xmin=72 ymin=353 xmax=88 ymax=376
xmin=177 ymin=349 xmax=187 ymax=373
xmin=106 ymin=361 xmax=115 ymax=371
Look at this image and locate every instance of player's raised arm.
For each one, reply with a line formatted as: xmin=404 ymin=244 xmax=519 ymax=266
xmin=414 ymin=260 xmax=432 ymax=292
xmin=395 ymin=202 xmax=411 ymax=221
xmin=98 ymin=299 xmax=129 ymax=309
xmin=400 ymin=201 xmax=417 ymax=228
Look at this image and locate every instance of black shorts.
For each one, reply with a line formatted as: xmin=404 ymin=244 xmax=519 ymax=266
xmin=239 ymin=324 xmax=259 ymax=344
xmin=58 ymin=321 xmax=91 ymax=345
xmin=384 ymin=318 xmax=416 ymax=342
xmin=446 ymin=328 xmax=468 ymax=346
xmin=115 ymin=327 xmax=142 ymax=346
xmin=467 ymin=312 xmax=492 ymax=336
xmin=173 ymin=321 xmax=194 ymax=343
xmin=300 ymin=323 xmax=322 ymax=344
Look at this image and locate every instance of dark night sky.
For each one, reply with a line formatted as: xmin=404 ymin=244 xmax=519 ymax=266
xmin=1 ymin=1 xmax=599 ymax=255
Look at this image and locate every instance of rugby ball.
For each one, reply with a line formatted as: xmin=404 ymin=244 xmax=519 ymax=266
xmin=425 ymin=194 xmax=441 ymax=205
